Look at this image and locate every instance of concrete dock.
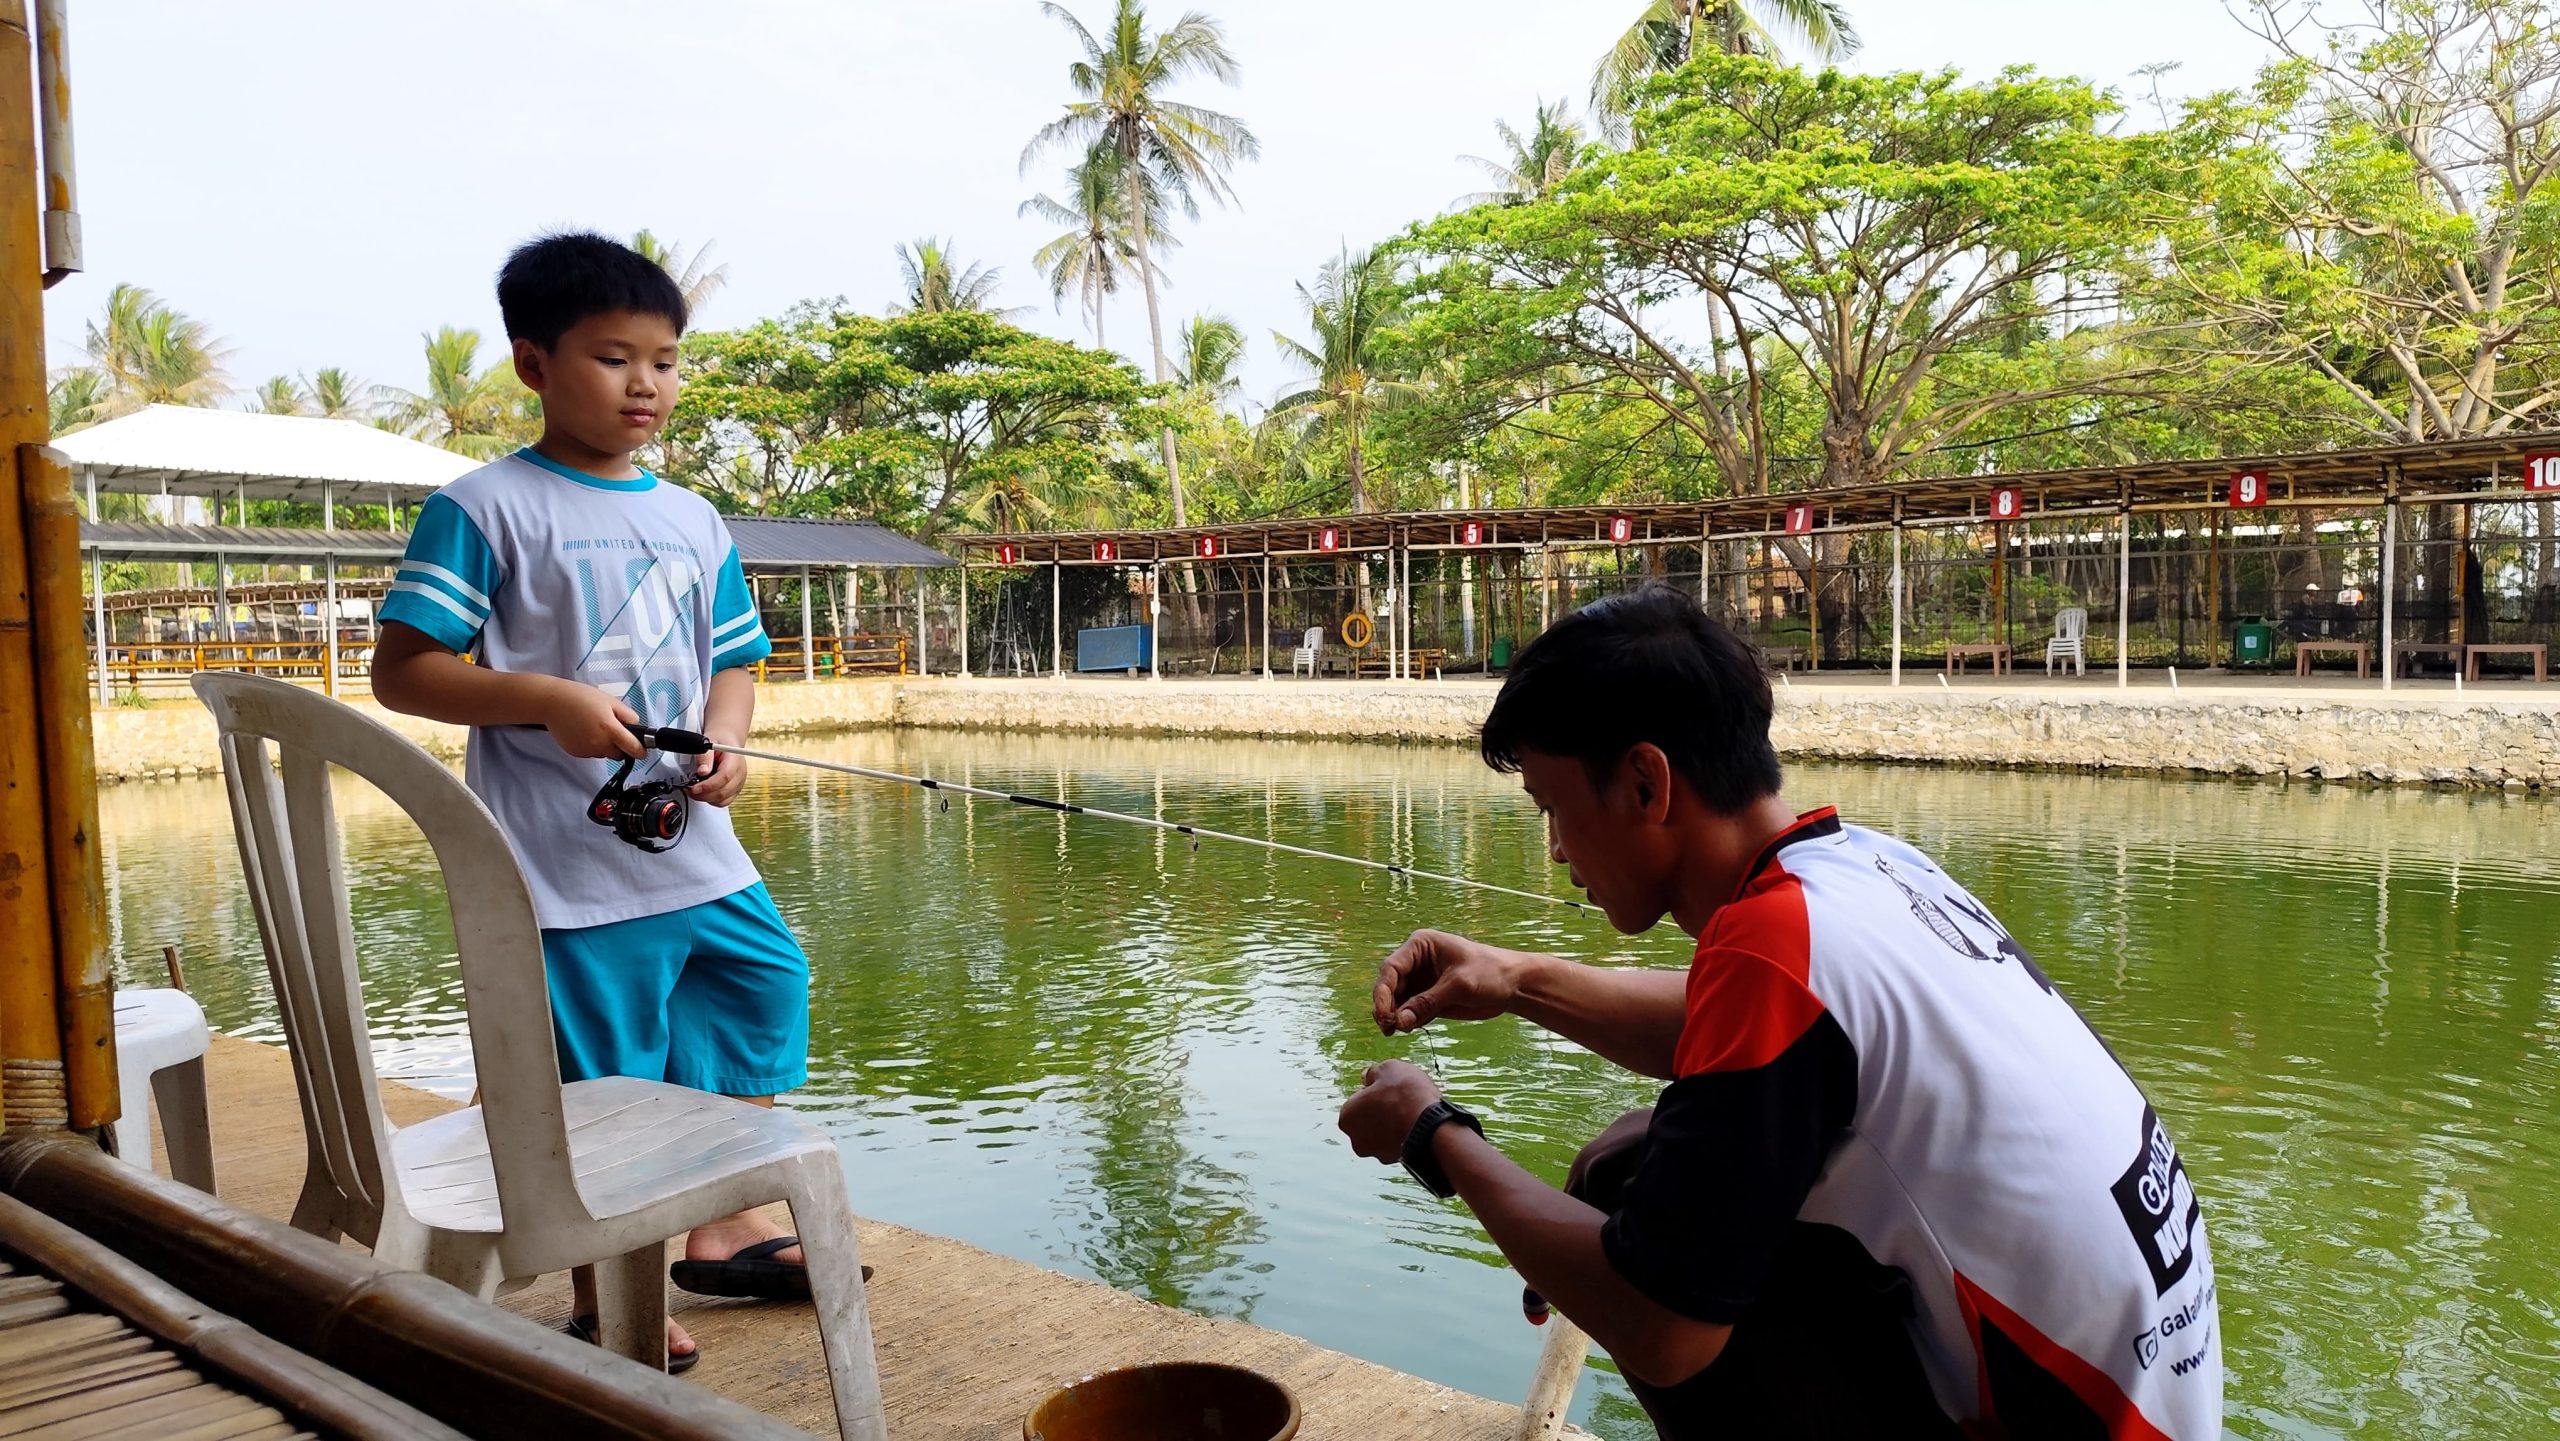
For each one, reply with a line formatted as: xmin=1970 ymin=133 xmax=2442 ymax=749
xmin=181 ymin=1035 xmax=1569 ymax=1441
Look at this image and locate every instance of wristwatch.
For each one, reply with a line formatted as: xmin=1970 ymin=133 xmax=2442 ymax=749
xmin=1400 ymin=1100 xmax=1485 ymax=1199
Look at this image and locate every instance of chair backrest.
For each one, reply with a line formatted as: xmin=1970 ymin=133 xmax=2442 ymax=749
xmin=193 ymin=674 xmax=584 ymax=1232
xmin=1296 ymin=627 xmax=1322 ymax=653
xmin=2055 ymin=607 xmax=2087 ymax=641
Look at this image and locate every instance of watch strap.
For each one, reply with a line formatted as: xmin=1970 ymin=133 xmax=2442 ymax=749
xmin=1400 ymin=1100 xmax=1484 ymax=1198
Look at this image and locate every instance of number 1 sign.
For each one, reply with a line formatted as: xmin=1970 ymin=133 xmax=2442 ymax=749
xmin=2526 ymin=454 xmax=2560 ymax=491
xmin=2229 ymin=470 xmax=2270 ymax=508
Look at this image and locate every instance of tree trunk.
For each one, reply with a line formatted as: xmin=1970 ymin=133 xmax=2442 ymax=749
xmin=1123 ymin=153 xmax=1184 ymax=526
xmin=1347 ymin=429 xmax=1368 ymax=513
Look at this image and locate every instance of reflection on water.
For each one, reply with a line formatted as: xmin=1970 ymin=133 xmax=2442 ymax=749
xmin=99 ymin=733 xmax=2560 ymax=1440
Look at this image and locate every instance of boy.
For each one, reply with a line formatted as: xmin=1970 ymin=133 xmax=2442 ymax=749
xmin=1338 ymin=588 xmax=2222 ymax=1439
xmin=373 ymin=231 xmax=812 ymax=1372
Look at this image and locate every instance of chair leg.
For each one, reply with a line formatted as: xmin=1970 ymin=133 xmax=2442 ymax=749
xmin=789 ymin=1170 xmax=889 ymax=1441
xmin=148 ymin=1057 xmax=217 ymax=1193
xmin=594 ymin=1242 xmax=669 ymax=1371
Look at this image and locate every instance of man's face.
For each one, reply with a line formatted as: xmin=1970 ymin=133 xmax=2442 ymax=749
xmin=517 ymin=310 xmax=682 ymax=460
xmin=1518 ymin=748 xmax=1667 ymax=936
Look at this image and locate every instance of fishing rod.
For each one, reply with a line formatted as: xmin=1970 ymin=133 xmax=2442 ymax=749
xmin=592 ymin=724 xmax=1587 ymax=913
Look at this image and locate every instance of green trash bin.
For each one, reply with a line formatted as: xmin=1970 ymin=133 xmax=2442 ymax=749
xmin=1490 ymin=637 xmax=1514 ymax=672
xmin=2232 ymin=617 xmax=2275 ymax=668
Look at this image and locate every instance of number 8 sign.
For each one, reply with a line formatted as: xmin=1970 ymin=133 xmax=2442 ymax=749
xmin=2526 ymin=453 xmax=2560 ymax=491
xmin=2229 ymin=470 xmax=2269 ymax=508
xmin=1990 ymin=486 xmax=2023 ymax=522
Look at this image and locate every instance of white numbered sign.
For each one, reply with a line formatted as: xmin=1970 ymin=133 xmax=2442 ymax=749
xmin=1318 ymin=526 xmax=1342 ymax=551
xmin=1990 ymin=486 xmax=2024 ymax=521
xmin=2229 ymin=471 xmax=2269 ymax=508
xmin=1095 ymin=540 xmax=1118 ymax=562
xmin=996 ymin=543 xmax=1019 ymax=566
xmin=1608 ymin=516 xmax=1635 ymax=544
xmin=1461 ymin=521 xmax=1485 ymax=545
xmin=1196 ymin=535 xmax=1222 ymax=558
xmin=1785 ymin=503 xmax=1815 ymax=535
xmin=2526 ymin=454 xmax=2560 ymax=491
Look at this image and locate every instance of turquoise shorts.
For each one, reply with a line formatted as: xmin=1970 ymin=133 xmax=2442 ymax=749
xmin=538 ymin=882 xmax=811 ymax=1096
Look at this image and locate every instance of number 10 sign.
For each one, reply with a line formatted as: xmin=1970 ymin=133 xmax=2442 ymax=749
xmin=2526 ymin=453 xmax=2560 ymax=491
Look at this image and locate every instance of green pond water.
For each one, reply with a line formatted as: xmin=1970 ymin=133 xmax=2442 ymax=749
xmin=97 ymin=729 xmax=2560 ymax=1439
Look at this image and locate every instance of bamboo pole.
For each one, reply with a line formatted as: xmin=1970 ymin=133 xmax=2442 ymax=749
xmin=22 ymin=444 xmax=112 ymax=1130
xmin=0 ymin=0 xmax=62 ymax=1132
xmin=1513 ymin=1318 xmax=1588 ymax=1441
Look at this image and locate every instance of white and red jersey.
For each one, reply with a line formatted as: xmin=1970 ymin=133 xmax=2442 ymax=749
xmin=1599 ymin=809 xmax=2222 ymax=1438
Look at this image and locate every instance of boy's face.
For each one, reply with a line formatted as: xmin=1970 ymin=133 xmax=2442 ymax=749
xmin=513 ymin=310 xmax=682 ymax=462
xmin=1519 ymin=747 xmax=1673 ymax=935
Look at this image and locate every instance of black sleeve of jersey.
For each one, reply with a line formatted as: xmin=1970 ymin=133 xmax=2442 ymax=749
xmin=1597 ymin=1012 xmax=1859 ymax=1324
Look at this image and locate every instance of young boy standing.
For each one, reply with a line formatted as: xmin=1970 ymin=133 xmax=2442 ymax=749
xmin=373 ymin=232 xmax=812 ymax=1371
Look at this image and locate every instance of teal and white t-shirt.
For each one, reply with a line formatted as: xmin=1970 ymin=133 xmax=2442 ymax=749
xmin=378 ymin=448 xmax=772 ymax=929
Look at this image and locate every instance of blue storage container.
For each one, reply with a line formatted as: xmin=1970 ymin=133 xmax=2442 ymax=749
xmin=1077 ymin=625 xmax=1154 ymax=672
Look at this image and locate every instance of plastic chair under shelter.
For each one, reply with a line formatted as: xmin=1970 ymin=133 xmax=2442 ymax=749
xmin=2045 ymin=607 xmax=2088 ymax=678
xmin=111 ymin=987 xmax=215 ymax=1193
xmin=191 ymin=673 xmax=887 ymax=1441
xmin=1290 ymin=626 xmax=1324 ymax=677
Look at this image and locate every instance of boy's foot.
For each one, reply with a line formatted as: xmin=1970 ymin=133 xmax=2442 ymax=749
xmin=565 ymin=1314 xmax=699 ymax=1375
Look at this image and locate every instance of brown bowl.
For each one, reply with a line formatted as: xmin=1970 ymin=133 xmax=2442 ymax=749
xmin=1024 ymin=1361 xmax=1302 ymax=1441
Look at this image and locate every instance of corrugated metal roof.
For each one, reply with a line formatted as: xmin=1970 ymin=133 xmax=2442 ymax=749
xmin=56 ymin=405 xmax=479 ymax=502
xmin=726 ymin=516 xmax=954 ymax=569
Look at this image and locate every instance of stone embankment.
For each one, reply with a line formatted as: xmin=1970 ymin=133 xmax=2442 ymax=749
xmin=89 ymin=675 xmax=2560 ymax=790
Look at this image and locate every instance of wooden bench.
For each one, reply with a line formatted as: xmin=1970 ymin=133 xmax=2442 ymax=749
xmin=1945 ymin=643 xmax=2012 ymax=676
xmin=2294 ymin=640 xmax=2372 ymax=679
xmin=2464 ymin=643 xmax=2549 ymax=681
xmin=2391 ymin=641 xmax=2463 ymax=678
xmin=1761 ymin=645 xmax=1809 ymax=673
xmin=1352 ymin=648 xmax=1447 ymax=680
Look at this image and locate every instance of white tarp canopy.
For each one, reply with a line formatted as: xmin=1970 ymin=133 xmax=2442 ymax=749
xmin=55 ymin=404 xmax=477 ymax=503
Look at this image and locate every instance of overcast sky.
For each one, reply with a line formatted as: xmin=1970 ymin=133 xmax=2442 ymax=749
xmin=50 ymin=0 xmax=2276 ymax=410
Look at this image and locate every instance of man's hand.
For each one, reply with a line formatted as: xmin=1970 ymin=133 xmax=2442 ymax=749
xmin=1337 ymin=1060 xmax=1444 ymax=1162
xmin=1374 ymin=930 xmax=1534 ymax=1036
xmin=540 ymin=680 xmax=646 ymax=760
xmin=687 ymin=747 xmax=748 ymax=807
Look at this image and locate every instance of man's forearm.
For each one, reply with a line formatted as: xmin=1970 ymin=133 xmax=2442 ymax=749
xmin=1435 ymin=1126 xmax=1727 ymax=1385
xmin=372 ymin=648 xmax=565 ymax=728
xmin=1509 ymin=953 xmax=1689 ymax=1080
xmin=702 ymin=666 xmax=756 ymax=744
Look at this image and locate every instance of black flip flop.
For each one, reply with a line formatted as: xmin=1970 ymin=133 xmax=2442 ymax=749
xmin=669 ymin=1235 xmax=873 ymax=1300
xmin=565 ymin=1313 xmax=700 ymax=1375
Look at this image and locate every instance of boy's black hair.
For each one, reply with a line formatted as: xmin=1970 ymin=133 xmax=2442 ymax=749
xmin=1479 ymin=585 xmax=1781 ymax=814
xmin=496 ymin=231 xmax=688 ymax=349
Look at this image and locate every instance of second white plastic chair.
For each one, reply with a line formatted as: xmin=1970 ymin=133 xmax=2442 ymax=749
xmin=193 ymin=672 xmax=886 ymax=1441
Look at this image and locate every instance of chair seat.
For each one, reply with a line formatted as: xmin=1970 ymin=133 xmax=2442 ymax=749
xmin=114 ymin=989 xmax=210 ymax=1074
xmin=391 ymin=1077 xmax=836 ymax=1233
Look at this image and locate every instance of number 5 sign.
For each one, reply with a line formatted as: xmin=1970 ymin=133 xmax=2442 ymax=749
xmin=1783 ymin=503 xmax=1815 ymax=535
xmin=2229 ymin=470 xmax=2270 ymax=508
xmin=1989 ymin=486 xmax=2024 ymax=521
xmin=2525 ymin=453 xmax=2560 ymax=491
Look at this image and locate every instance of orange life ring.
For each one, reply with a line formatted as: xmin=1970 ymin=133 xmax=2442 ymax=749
xmin=1341 ymin=612 xmax=1375 ymax=650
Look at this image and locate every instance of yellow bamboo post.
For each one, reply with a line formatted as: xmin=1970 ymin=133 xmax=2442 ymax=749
xmin=0 ymin=0 xmax=63 ymax=1131
xmin=24 ymin=443 xmax=113 ymax=1128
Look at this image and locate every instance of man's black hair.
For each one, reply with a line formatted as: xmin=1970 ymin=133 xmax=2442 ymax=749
xmin=496 ymin=231 xmax=688 ymax=349
xmin=1479 ymin=585 xmax=1781 ymax=813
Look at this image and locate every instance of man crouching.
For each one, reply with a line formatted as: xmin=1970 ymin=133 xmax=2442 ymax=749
xmin=1337 ymin=588 xmax=2222 ymax=1439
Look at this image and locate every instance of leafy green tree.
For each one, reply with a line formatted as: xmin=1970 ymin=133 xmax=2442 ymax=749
xmin=632 ymin=229 xmax=730 ymax=315
xmin=83 ymin=283 xmax=230 ymax=415
xmin=383 ymin=326 xmax=537 ymax=459
xmin=1021 ymin=149 xmax=1171 ymax=348
xmin=308 ymin=367 xmax=377 ymax=421
xmin=1271 ymin=246 xmax=1420 ymax=512
xmin=49 ymin=368 xmax=107 ymax=434
xmin=1591 ymin=0 xmax=1857 ymax=138
xmin=1024 ymin=0 xmax=1259 ymax=526
xmin=2145 ymin=0 xmax=2560 ymax=442
xmin=1174 ymin=312 xmax=1243 ymax=400
xmin=250 ymin=375 xmax=308 ymax=415
xmin=891 ymin=237 xmax=1020 ymax=318
xmin=1455 ymin=100 xmax=1586 ymax=207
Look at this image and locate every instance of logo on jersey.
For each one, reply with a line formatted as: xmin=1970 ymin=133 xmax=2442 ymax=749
xmin=1873 ymin=858 xmax=2055 ymax=992
xmin=2131 ymin=1279 xmax=2215 ymax=1371
xmin=565 ymin=538 xmax=707 ymax=727
xmin=2113 ymin=1106 xmax=2203 ymax=1296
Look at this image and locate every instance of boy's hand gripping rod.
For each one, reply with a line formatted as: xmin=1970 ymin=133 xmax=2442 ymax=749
xmin=627 ymin=725 xmax=1586 ymax=913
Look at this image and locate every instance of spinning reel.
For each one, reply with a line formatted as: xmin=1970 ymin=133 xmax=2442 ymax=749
xmin=586 ymin=725 xmax=716 ymax=854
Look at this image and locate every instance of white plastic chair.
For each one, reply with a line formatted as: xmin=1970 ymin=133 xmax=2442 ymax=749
xmin=111 ymin=987 xmax=215 ymax=1193
xmin=1290 ymin=626 xmax=1324 ymax=677
xmin=191 ymin=673 xmax=886 ymax=1441
xmin=2046 ymin=607 xmax=2088 ymax=677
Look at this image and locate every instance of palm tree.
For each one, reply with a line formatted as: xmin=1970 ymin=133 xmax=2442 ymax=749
xmin=1020 ymin=149 xmax=1173 ymax=349
xmin=48 ymin=368 xmax=106 ymax=434
xmin=1270 ymin=246 xmax=1419 ymax=513
xmin=308 ymin=367 xmax=376 ymax=421
xmin=1023 ymin=0 xmax=1259 ymax=526
xmin=1591 ymin=0 xmax=1858 ymax=138
xmin=382 ymin=327 xmax=534 ymax=459
xmin=1175 ymin=312 xmax=1243 ymax=402
xmin=890 ymin=237 xmax=1019 ymax=317
xmin=83 ymin=283 xmax=230 ymax=415
xmin=250 ymin=375 xmax=308 ymax=415
xmin=632 ymin=230 xmax=730 ymax=314
xmin=1455 ymin=100 xmax=1586 ymax=207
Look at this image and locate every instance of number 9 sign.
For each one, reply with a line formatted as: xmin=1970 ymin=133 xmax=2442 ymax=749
xmin=2229 ymin=470 xmax=2269 ymax=508
xmin=2526 ymin=453 xmax=2560 ymax=491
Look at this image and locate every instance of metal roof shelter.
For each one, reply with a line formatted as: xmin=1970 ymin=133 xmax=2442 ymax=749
xmin=954 ymin=431 xmax=2560 ymax=687
xmin=725 ymin=516 xmax=954 ymax=571
xmin=55 ymin=404 xmax=476 ymax=503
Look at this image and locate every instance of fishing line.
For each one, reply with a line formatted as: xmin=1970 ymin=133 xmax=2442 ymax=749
xmin=621 ymin=725 xmax=1588 ymax=914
